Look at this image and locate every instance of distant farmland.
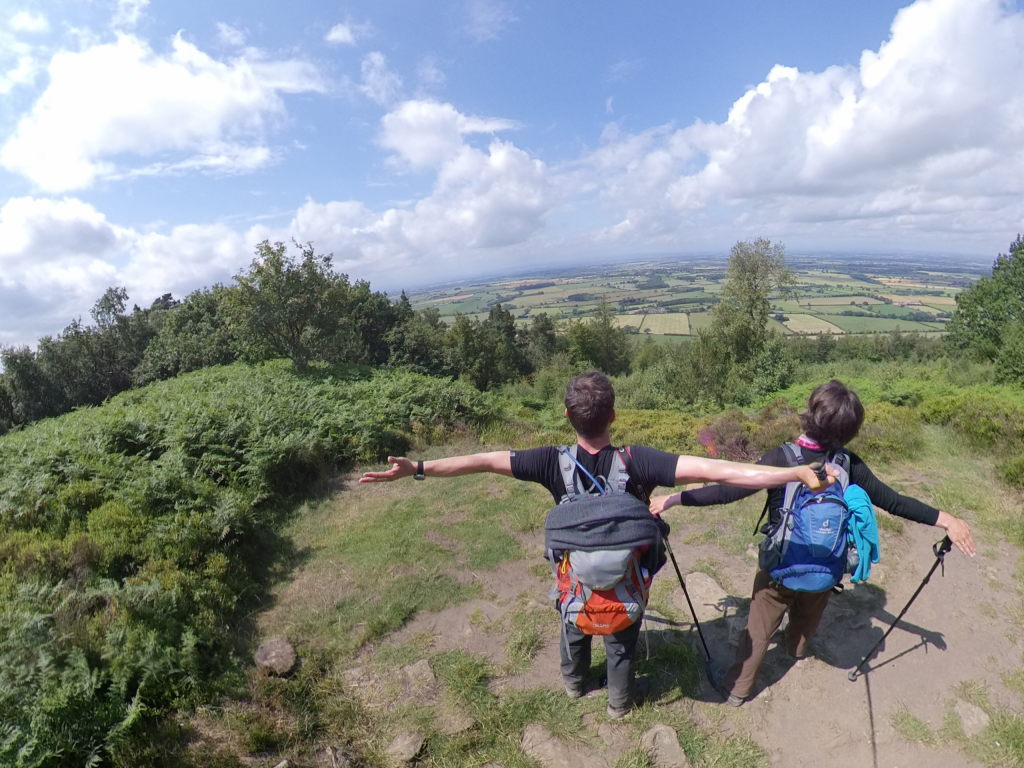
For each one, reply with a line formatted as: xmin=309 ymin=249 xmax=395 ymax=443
xmin=409 ymin=253 xmax=982 ymax=340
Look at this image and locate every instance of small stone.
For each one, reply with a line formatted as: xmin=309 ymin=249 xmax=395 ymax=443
xmin=255 ymin=637 xmax=297 ymax=676
xmin=435 ymin=701 xmax=475 ymax=735
xmin=745 ymin=543 xmax=758 ymax=560
xmin=402 ymin=658 xmax=436 ymax=689
xmin=955 ymin=700 xmax=991 ymax=738
xmin=596 ymin=721 xmax=630 ymax=758
xmin=679 ymin=572 xmax=729 ymax=624
xmin=386 ymin=731 xmax=425 ymax=764
xmin=272 ymin=761 xmax=290 ymax=768
xmin=640 ymin=724 xmax=690 ymax=768
xmin=316 ymin=746 xmax=353 ymax=767
xmin=522 ymin=723 xmax=610 ymax=768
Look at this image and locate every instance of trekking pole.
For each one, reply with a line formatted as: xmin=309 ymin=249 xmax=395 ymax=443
xmin=664 ymin=537 xmax=712 ymax=661
xmin=847 ymin=536 xmax=953 ymax=682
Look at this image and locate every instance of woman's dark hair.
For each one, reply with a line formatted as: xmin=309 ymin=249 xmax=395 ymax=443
xmin=564 ymin=371 xmax=615 ymax=439
xmin=800 ymin=379 xmax=864 ymax=449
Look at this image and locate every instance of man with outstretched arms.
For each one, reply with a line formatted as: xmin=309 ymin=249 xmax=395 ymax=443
xmin=361 ymin=371 xmax=834 ymax=719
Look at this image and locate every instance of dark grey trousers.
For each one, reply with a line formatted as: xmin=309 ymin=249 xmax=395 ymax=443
xmin=560 ymin=619 xmax=642 ymax=709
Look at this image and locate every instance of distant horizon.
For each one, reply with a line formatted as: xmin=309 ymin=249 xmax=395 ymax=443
xmin=397 ymin=246 xmax=994 ymax=296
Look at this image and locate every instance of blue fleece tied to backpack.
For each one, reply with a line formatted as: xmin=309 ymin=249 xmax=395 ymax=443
xmin=844 ymin=484 xmax=880 ymax=583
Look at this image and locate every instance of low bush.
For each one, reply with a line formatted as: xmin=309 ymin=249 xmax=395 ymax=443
xmin=0 ymin=361 xmax=494 ymax=766
xmin=849 ymin=402 xmax=924 ymax=464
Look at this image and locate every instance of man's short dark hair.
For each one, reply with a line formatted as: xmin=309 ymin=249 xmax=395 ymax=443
xmin=800 ymin=379 xmax=864 ymax=449
xmin=564 ymin=371 xmax=615 ymax=439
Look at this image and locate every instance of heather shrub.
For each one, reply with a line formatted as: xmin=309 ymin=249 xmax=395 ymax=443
xmin=0 ymin=361 xmax=494 ymax=765
xmin=849 ymin=402 xmax=923 ymax=464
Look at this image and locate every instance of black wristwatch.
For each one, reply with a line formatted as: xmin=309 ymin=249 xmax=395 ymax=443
xmin=414 ymin=460 xmax=426 ymax=480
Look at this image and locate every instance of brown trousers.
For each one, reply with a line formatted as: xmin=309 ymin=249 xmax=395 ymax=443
xmin=724 ymin=569 xmax=832 ymax=699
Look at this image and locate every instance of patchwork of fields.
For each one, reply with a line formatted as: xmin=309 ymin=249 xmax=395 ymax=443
xmin=409 ymin=253 xmax=984 ymax=339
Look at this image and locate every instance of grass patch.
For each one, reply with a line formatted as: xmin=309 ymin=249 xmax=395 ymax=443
xmin=1006 ymin=669 xmax=1024 ymax=699
xmin=971 ymin=713 xmax=1024 ymax=768
xmin=615 ymin=747 xmax=655 ymax=768
xmin=503 ymin=602 xmax=549 ymax=673
xmin=891 ymin=704 xmax=938 ymax=746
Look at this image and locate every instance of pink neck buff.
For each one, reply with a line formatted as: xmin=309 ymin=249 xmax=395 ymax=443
xmin=795 ymin=434 xmax=824 ymax=451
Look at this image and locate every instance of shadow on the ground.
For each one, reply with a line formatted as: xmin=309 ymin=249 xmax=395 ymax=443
xmin=625 ymin=579 xmax=950 ymax=706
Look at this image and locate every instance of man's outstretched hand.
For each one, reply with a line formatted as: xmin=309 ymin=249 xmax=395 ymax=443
xmin=360 ymin=456 xmax=414 ymax=483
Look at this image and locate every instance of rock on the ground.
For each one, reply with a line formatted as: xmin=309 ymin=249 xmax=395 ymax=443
xmin=255 ymin=637 xmax=298 ymax=676
xmin=435 ymin=700 xmax=475 ymax=734
xmin=596 ymin=720 xmax=630 ymax=759
xmin=640 ymin=724 xmax=690 ymax=768
xmin=402 ymin=658 xmax=436 ymax=690
xmin=678 ymin=572 xmax=741 ymax=625
xmin=954 ymin=700 xmax=991 ymax=738
xmin=315 ymin=746 xmax=352 ymax=767
xmin=386 ymin=731 xmax=425 ymax=764
xmin=521 ymin=723 xmax=611 ymax=768
xmin=272 ymin=761 xmax=290 ymax=768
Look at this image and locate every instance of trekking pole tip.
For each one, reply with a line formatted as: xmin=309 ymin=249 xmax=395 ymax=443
xmin=848 ymin=670 xmax=858 ymax=682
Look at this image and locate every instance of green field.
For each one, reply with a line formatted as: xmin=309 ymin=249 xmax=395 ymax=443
xmin=816 ymin=313 xmax=945 ymax=333
xmin=612 ymin=312 xmax=691 ymax=334
xmin=409 ymin=254 xmax=981 ymax=340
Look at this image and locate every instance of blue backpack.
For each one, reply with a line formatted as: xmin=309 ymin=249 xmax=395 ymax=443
xmin=758 ymin=443 xmax=852 ymax=592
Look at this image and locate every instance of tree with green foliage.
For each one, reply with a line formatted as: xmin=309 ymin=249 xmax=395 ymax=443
xmin=524 ymin=312 xmax=560 ymax=369
xmin=566 ymin=298 xmax=631 ymax=375
xmin=445 ymin=305 xmax=529 ymax=389
xmin=665 ymin=238 xmax=796 ymax=406
xmin=386 ymin=306 xmax=451 ymax=376
xmin=0 ymin=287 xmax=158 ymax=432
xmin=135 ymin=287 xmax=238 ymax=383
xmin=947 ymin=234 xmax=1024 ymax=361
xmin=223 ymin=240 xmax=355 ymax=371
xmin=995 ymin=322 xmax=1024 ymax=384
xmin=711 ymin=238 xmax=795 ymax=364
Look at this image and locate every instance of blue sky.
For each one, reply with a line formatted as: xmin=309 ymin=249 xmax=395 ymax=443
xmin=1 ymin=0 xmax=1022 ymax=347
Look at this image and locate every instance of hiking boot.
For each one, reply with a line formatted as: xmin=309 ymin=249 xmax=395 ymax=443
xmin=606 ymin=702 xmax=632 ymax=720
xmin=708 ymin=663 xmax=745 ymax=707
xmin=605 ymin=676 xmax=649 ymax=720
xmin=564 ymin=682 xmax=585 ymax=699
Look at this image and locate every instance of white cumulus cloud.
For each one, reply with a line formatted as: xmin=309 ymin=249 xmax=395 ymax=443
xmin=216 ymin=22 xmax=246 ymax=47
xmin=359 ymin=51 xmax=403 ymax=106
xmin=586 ymin=0 xmax=1024 ymax=250
xmin=0 ymin=33 xmax=324 ymax=192
xmin=325 ymin=23 xmax=355 ymax=45
xmin=9 ymin=11 xmax=49 ymax=33
xmin=378 ymin=99 xmax=518 ymax=170
xmin=464 ymin=0 xmax=516 ymax=42
xmin=113 ymin=0 xmax=149 ymax=29
xmin=0 ymin=196 xmax=252 ymax=347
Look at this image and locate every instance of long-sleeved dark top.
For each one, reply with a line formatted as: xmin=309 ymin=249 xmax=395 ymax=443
xmin=678 ymin=443 xmax=940 ymax=526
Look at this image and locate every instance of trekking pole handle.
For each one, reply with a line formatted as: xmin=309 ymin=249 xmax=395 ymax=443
xmin=808 ymin=461 xmax=827 ymax=484
xmin=934 ymin=535 xmax=952 ymax=577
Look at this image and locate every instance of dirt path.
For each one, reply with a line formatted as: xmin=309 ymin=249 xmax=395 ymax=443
xmin=372 ymin=515 xmax=1021 ymax=766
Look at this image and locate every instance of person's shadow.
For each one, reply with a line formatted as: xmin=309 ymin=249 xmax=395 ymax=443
xmin=634 ymin=580 xmax=947 ymax=705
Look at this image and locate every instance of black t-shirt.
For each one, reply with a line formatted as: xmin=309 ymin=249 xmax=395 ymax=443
xmin=678 ymin=443 xmax=940 ymax=526
xmin=510 ymin=444 xmax=679 ymax=504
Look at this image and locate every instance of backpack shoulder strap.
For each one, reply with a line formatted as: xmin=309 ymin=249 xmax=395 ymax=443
xmin=780 ymin=441 xmax=803 ymax=511
xmin=606 ymin=446 xmax=631 ymax=496
xmin=615 ymin=446 xmax=649 ymax=503
xmin=828 ymin=448 xmax=852 ymax=492
xmin=557 ymin=445 xmax=578 ymax=499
